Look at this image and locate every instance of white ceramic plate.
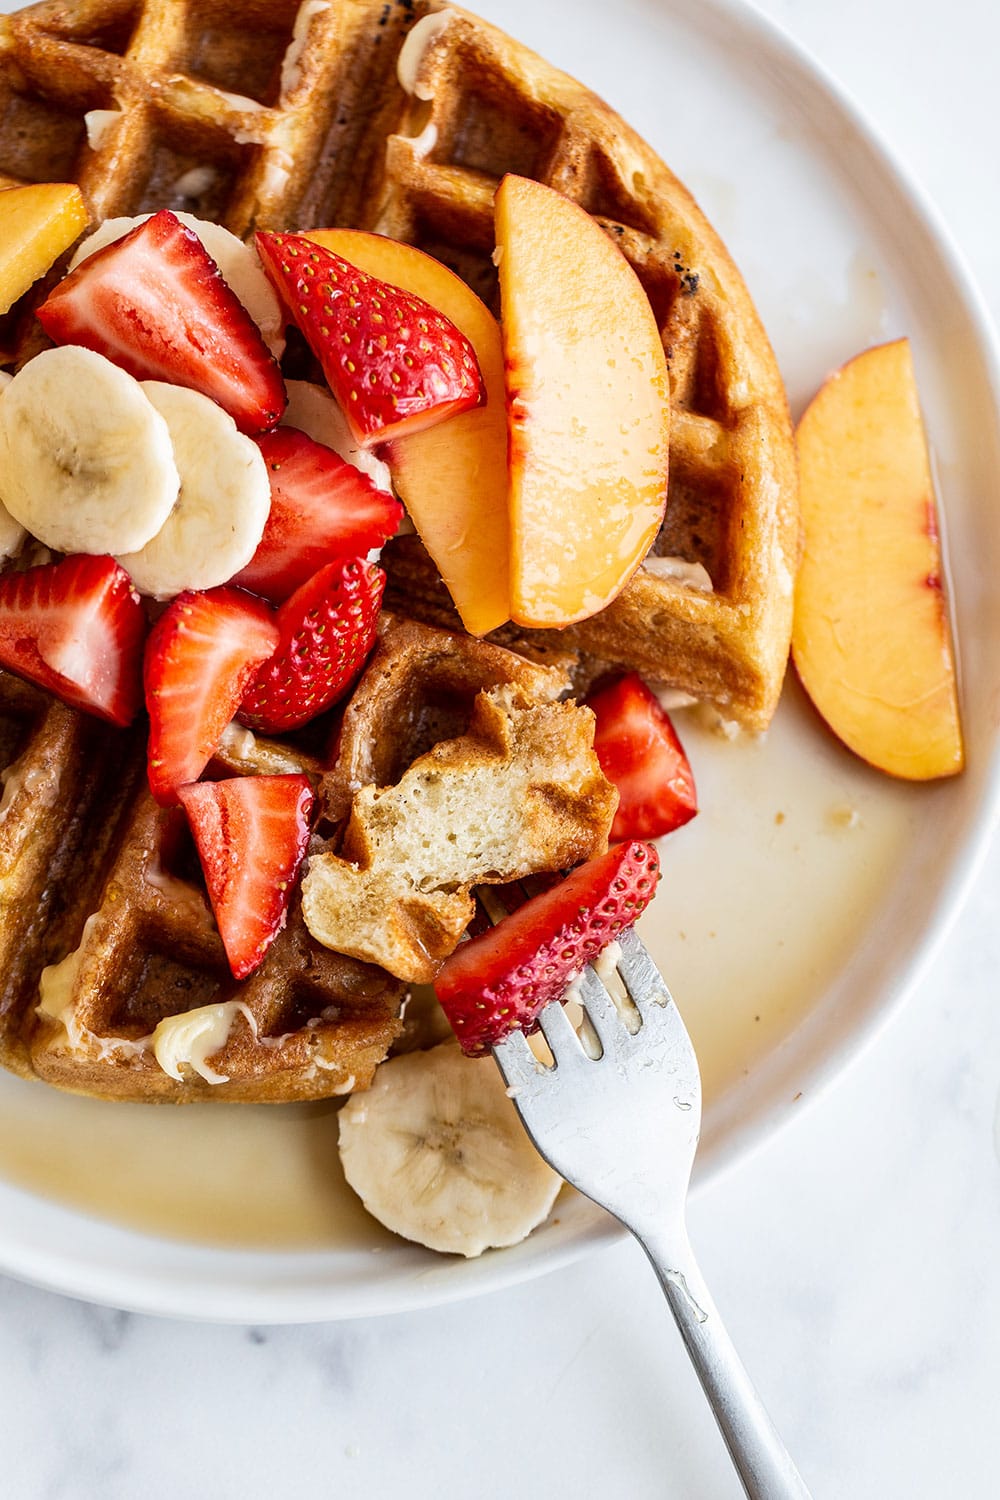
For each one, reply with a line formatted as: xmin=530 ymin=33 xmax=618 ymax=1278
xmin=1 ymin=0 xmax=998 ymax=1323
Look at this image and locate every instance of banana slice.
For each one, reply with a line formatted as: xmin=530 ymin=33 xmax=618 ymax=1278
xmin=0 ymin=372 xmax=25 ymax=563
xmin=338 ymin=1041 xmax=562 ymax=1257
xmin=70 ymin=212 xmax=286 ymax=358
xmin=0 ymin=347 xmax=179 ymax=556
xmin=117 ymin=382 xmax=271 ymax=599
xmin=283 ymin=379 xmax=393 ymax=493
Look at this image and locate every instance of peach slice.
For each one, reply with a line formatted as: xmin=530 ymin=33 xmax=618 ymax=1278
xmin=305 ymin=229 xmax=509 ymax=637
xmin=0 ymin=183 xmax=89 ymax=316
xmin=793 ymin=337 xmax=963 ymax=780
xmin=494 ymin=174 xmax=670 ymax=629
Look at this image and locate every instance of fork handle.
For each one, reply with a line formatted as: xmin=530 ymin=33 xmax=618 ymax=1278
xmin=637 ymin=1221 xmax=812 ymax=1499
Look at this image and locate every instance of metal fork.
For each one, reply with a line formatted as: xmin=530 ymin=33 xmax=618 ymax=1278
xmin=493 ymin=925 xmax=812 ymax=1500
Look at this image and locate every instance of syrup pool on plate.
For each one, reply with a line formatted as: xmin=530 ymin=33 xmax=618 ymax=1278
xmin=0 ymin=675 xmax=923 ymax=1252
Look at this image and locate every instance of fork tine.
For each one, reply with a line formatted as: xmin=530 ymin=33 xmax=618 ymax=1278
xmin=617 ymin=926 xmax=675 ymax=1016
xmin=576 ymin=966 xmax=628 ymax=1051
xmin=537 ymin=998 xmax=586 ymax=1064
xmin=491 ymin=1027 xmax=541 ymax=1090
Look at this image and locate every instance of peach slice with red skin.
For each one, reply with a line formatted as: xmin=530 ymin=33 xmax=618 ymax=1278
xmin=792 ymin=337 xmax=963 ymax=780
xmin=494 ymin=174 xmax=670 ymax=629
xmin=305 ymin=228 xmax=510 ymax=638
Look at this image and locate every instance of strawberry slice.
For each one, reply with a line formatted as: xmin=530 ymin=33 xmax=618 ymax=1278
xmin=238 ymin=557 xmax=384 ymax=734
xmin=586 ymin=674 xmax=698 ymax=841
xmin=232 ymin=426 xmax=403 ymax=602
xmin=435 ymin=841 xmax=660 ymax=1057
xmin=37 ymin=210 xmax=286 ymax=434
xmin=0 ymin=554 xmax=145 ymax=726
xmin=178 ymin=774 xmax=315 ymax=980
xmin=255 ymin=231 xmax=484 ymax=448
xmin=145 ymin=588 xmax=280 ymax=805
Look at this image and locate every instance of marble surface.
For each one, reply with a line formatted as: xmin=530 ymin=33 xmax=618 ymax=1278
xmin=3 ymin=0 xmax=1000 ymax=1495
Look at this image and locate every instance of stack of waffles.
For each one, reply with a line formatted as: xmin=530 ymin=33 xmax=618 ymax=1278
xmin=0 ymin=0 xmax=798 ymax=1103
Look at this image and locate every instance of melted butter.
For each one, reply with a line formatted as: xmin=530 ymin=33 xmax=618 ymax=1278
xmin=0 ymin=675 xmax=924 ymax=1251
xmin=152 ymin=1000 xmax=251 ymax=1084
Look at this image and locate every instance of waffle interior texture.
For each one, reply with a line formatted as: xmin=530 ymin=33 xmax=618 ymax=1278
xmin=0 ymin=0 xmax=799 ymax=1100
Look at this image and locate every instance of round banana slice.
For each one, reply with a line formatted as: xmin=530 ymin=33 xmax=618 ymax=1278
xmin=0 ymin=372 xmax=26 ymax=563
xmin=338 ymin=1042 xmax=562 ymax=1257
xmin=117 ymin=382 xmax=271 ymax=599
xmin=0 ymin=347 xmax=180 ymax=556
xmin=283 ymin=379 xmax=393 ymax=493
xmin=70 ymin=212 xmax=286 ymax=358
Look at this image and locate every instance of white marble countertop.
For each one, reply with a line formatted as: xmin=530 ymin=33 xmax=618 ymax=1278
xmin=3 ymin=0 xmax=1000 ymax=1495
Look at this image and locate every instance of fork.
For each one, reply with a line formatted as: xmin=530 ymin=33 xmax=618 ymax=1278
xmin=492 ymin=925 xmax=812 ymax=1500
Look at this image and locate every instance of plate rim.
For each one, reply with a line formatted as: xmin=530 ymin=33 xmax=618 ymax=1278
xmin=1 ymin=0 xmax=999 ymax=1322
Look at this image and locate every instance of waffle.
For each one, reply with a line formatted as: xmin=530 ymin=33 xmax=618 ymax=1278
xmin=0 ymin=0 xmax=797 ymax=1102
xmin=376 ymin=8 xmax=799 ymax=731
xmin=305 ymin=614 xmax=616 ymax=982
xmin=0 ymin=0 xmax=797 ymax=729
xmin=1 ymin=608 xmax=615 ymax=1101
xmin=1 ymin=688 xmax=405 ymax=1101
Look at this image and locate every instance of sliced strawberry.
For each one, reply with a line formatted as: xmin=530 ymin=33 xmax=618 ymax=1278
xmin=0 ymin=554 xmax=145 ymax=726
xmin=586 ymin=674 xmax=698 ymax=841
xmin=435 ymin=841 xmax=660 ymax=1057
xmin=238 ymin=557 xmax=384 ymax=733
xmin=255 ymin=231 xmax=483 ymax=448
xmin=145 ymin=588 xmax=280 ymax=805
xmin=232 ymin=426 xmax=403 ymax=602
xmin=178 ymin=774 xmax=315 ymax=980
xmin=37 ymin=210 xmax=286 ymax=434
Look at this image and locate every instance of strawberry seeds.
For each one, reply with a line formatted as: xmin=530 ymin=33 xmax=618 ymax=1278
xmin=0 ymin=212 xmax=687 ymax=1014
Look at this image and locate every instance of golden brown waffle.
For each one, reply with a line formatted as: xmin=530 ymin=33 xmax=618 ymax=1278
xmin=375 ymin=8 xmax=799 ymax=730
xmin=9 ymin=701 xmax=404 ymax=1102
xmin=0 ymin=0 xmax=797 ymax=1103
xmin=0 ymin=0 xmax=796 ymax=731
xmin=0 ymin=671 xmax=143 ymax=1080
xmin=305 ymin=615 xmax=616 ymax=982
xmin=0 ymin=610 xmax=614 ymax=1101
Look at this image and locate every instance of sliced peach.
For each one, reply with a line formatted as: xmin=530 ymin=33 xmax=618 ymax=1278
xmin=305 ymin=229 xmax=509 ymax=637
xmin=0 ymin=183 xmax=89 ymax=315
xmin=495 ymin=174 xmax=669 ymax=629
xmin=793 ymin=337 xmax=963 ymax=780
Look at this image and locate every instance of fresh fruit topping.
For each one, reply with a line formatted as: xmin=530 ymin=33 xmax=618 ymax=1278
xmin=0 ymin=346 xmax=179 ymax=557
xmin=586 ymin=674 xmax=697 ymax=840
xmin=283 ymin=379 xmax=392 ymax=491
xmin=0 ymin=182 xmax=89 ymax=316
xmin=0 ymin=372 xmax=26 ymax=564
xmin=178 ymin=773 xmax=314 ymax=980
xmin=0 ymin=553 xmax=145 ymax=726
xmin=37 ymin=209 xmax=286 ymax=434
xmin=307 ymin=229 xmax=510 ymax=636
xmin=233 ymin=426 xmax=402 ymax=602
xmin=0 ymin=508 xmax=24 ymax=566
xmin=117 ymin=382 xmax=271 ymax=600
xmin=255 ymin=230 xmax=484 ymax=448
xmin=435 ymin=840 xmax=660 ymax=1056
xmin=494 ymin=174 xmax=670 ymax=628
xmin=144 ymin=589 xmax=280 ymax=805
xmin=793 ymin=337 xmax=964 ymax=780
xmin=70 ymin=212 xmax=286 ymax=358
xmin=238 ymin=556 xmax=384 ymax=733
xmin=338 ymin=1042 xmax=562 ymax=1257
